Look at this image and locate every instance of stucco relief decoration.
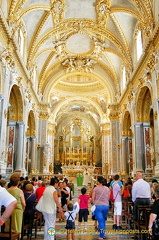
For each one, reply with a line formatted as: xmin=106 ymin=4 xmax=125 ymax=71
xmin=51 ymin=0 xmax=64 ymax=25
xmin=1 ymin=48 xmax=15 ymax=68
xmin=52 ymin=38 xmax=67 ymax=60
xmin=62 ymin=57 xmax=96 ymax=73
xmin=96 ymin=0 xmax=110 ymax=25
xmin=154 ymin=50 xmax=159 ymax=77
xmin=91 ymin=37 xmax=106 ymax=58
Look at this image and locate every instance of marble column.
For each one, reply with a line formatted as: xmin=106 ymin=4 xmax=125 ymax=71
xmin=128 ymin=137 xmax=133 ymax=173
xmin=110 ymin=120 xmax=120 ymax=175
xmin=143 ymin=122 xmax=152 ymax=173
xmin=134 ymin=122 xmax=144 ymax=172
xmin=30 ymin=136 xmax=37 ymax=173
xmin=101 ymin=123 xmax=110 ymax=175
xmin=121 ymin=137 xmax=128 ymax=175
xmin=43 ymin=143 xmax=51 ymax=174
xmin=48 ymin=128 xmax=56 ymax=171
xmin=15 ymin=121 xmax=25 ymax=172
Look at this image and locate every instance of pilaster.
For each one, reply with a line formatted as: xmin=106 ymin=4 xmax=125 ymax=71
xmin=134 ymin=122 xmax=144 ymax=172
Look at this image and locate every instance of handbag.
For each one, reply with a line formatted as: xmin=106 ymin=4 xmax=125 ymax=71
xmin=91 ymin=204 xmax=96 ymax=213
xmin=152 ymin=218 xmax=159 ymax=235
xmin=35 ymin=196 xmax=43 ymax=212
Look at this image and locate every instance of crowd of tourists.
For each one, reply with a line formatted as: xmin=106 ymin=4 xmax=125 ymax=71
xmin=0 ymin=172 xmax=159 ymax=240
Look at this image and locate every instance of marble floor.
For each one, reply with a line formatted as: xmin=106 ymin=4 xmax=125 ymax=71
xmin=25 ymin=185 xmax=142 ymax=240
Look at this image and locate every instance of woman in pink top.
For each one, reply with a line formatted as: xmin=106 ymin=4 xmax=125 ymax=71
xmin=92 ymin=176 xmax=110 ymax=240
xmin=78 ymin=187 xmax=90 ymax=230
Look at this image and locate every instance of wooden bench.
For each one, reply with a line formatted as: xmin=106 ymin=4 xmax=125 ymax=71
xmin=133 ymin=205 xmax=151 ymax=240
xmin=124 ymin=200 xmax=133 ymax=229
xmin=0 ymin=215 xmax=21 ymax=240
xmin=33 ymin=210 xmax=43 ymax=238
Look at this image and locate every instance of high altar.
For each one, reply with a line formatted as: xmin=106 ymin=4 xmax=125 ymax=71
xmin=55 ymin=117 xmax=97 ymax=176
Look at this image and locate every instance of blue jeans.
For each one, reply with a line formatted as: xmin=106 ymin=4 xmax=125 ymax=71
xmin=95 ymin=205 xmax=109 ymax=238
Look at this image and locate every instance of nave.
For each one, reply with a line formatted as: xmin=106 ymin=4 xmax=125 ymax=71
xmin=26 ymin=182 xmax=135 ymax=240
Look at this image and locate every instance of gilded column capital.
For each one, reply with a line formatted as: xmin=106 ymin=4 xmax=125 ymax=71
xmin=48 ymin=122 xmax=56 ymax=136
xmin=38 ymin=104 xmax=50 ymax=120
xmin=100 ymin=122 xmax=110 ymax=136
xmin=38 ymin=112 xmax=49 ymax=120
xmin=109 ymin=111 xmax=120 ymax=121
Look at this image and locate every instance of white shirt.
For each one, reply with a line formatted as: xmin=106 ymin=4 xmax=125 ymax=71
xmin=64 ymin=211 xmax=76 ymax=222
xmin=132 ymin=178 xmax=151 ymax=202
xmin=41 ymin=186 xmax=56 ymax=214
xmin=0 ymin=186 xmax=16 ymax=207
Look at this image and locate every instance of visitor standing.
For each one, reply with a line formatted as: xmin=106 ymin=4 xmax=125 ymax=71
xmin=41 ymin=177 xmax=63 ymax=240
xmin=92 ymin=176 xmax=110 ymax=240
xmin=132 ymin=172 xmax=151 ymax=221
xmin=78 ymin=187 xmax=90 ymax=230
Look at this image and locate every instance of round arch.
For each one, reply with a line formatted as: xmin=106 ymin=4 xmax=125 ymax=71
xmin=122 ymin=111 xmax=132 ymax=137
xmin=49 ymin=96 xmax=105 ymax=123
xmin=26 ymin=110 xmax=36 ymax=136
xmin=135 ymin=86 xmax=152 ymax=122
xmin=8 ymin=84 xmax=23 ymax=122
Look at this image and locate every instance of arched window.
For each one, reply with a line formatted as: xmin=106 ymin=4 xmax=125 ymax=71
xmin=136 ymin=30 xmax=143 ymax=61
xmin=121 ymin=66 xmax=126 ymax=91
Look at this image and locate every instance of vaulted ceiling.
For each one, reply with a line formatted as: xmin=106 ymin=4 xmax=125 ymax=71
xmin=1 ymin=0 xmax=153 ymax=129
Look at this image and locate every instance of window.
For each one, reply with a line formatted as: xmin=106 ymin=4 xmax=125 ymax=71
xmin=136 ymin=30 xmax=143 ymax=61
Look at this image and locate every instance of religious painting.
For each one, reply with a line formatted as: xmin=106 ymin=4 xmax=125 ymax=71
xmin=7 ymin=126 xmax=15 ymax=168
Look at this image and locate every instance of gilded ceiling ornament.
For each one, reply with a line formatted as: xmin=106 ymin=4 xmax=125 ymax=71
xmin=62 ymin=57 xmax=96 ymax=73
xmin=51 ymin=0 xmax=64 ymax=26
xmin=1 ymin=48 xmax=15 ymax=68
xmin=52 ymin=38 xmax=67 ymax=60
xmin=154 ymin=50 xmax=159 ymax=77
xmin=91 ymin=36 xmax=106 ymax=58
xmin=146 ymin=54 xmax=155 ymax=72
xmin=96 ymin=0 xmax=110 ymax=26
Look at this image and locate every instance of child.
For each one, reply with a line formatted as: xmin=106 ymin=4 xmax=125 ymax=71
xmin=65 ymin=203 xmax=76 ymax=240
xmin=78 ymin=187 xmax=90 ymax=230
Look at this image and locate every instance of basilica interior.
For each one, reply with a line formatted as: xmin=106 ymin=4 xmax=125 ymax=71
xmin=0 ymin=0 xmax=159 ymax=180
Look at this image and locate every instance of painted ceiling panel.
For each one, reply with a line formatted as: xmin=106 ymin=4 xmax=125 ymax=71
xmin=36 ymin=51 xmax=51 ymax=74
xmin=112 ymin=0 xmax=138 ymax=11
xmin=37 ymin=15 xmax=54 ymax=39
xmin=113 ymin=12 xmax=138 ymax=46
xmin=107 ymin=16 xmax=124 ymax=42
xmin=65 ymin=0 xmax=96 ymax=20
xmin=23 ymin=0 xmax=50 ymax=8
xmin=23 ymin=10 xmax=44 ymax=46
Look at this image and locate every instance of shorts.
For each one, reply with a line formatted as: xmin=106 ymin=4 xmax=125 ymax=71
xmin=114 ymin=202 xmax=122 ymax=215
xmin=78 ymin=209 xmax=89 ymax=222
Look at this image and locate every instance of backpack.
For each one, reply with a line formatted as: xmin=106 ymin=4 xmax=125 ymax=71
xmin=110 ymin=182 xmax=119 ymax=202
xmin=123 ymin=188 xmax=130 ymax=198
xmin=110 ymin=188 xmax=115 ymax=202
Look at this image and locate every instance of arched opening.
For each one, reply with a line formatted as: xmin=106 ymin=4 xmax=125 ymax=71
xmin=135 ymin=86 xmax=154 ymax=175
xmin=122 ymin=111 xmax=133 ymax=176
xmin=6 ymin=85 xmax=24 ymax=174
